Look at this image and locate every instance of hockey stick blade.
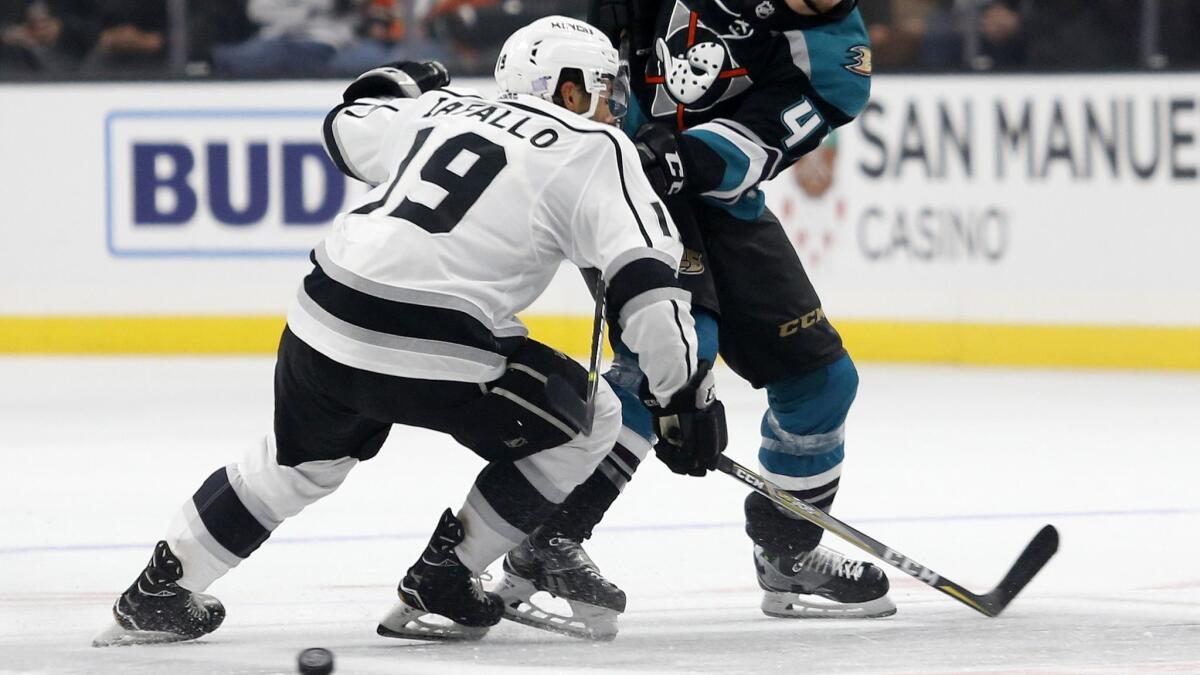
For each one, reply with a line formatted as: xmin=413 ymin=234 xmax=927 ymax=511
xmin=715 ymin=455 xmax=1058 ymax=617
xmin=971 ymin=524 xmax=1059 ymax=616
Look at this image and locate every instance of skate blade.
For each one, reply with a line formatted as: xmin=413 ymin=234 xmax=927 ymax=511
xmin=494 ymin=574 xmax=619 ymax=641
xmin=92 ymin=620 xmax=195 ymax=647
xmin=376 ymin=600 xmax=491 ymax=642
xmin=761 ymin=591 xmax=897 ymax=619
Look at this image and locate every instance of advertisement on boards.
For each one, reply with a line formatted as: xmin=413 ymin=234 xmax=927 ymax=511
xmin=765 ymin=75 xmax=1200 ymax=326
xmin=1 ymin=76 xmax=1197 ymax=329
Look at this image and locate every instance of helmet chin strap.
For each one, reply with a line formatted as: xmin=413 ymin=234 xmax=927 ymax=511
xmin=559 ymin=82 xmax=602 ymax=120
xmin=584 ymin=90 xmax=602 ymax=120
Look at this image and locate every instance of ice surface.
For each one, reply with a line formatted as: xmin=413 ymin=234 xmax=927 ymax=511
xmin=1 ymin=357 xmax=1197 ymax=673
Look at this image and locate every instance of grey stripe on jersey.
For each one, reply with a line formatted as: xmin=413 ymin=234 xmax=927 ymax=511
xmin=314 ymin=242 xmax=528 ymax=338
xmin=287 ymin=286 xmax=508 ymax=382
xmin=669 ymin=299 xmax=694 ymax=380
xmin=618 ymin=286 xmax=693 ymax=328
xmin=784 ymin=30 xmax=814 ymax=80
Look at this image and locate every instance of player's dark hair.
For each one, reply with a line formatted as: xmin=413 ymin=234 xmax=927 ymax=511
xmin=552 ymin=68 xmax=586 ymax=106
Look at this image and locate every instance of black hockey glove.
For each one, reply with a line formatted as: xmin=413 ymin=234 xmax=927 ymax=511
xmin=641 ymin=361 xmax=729 ymax=477
xmin=634 ymin=123 xmax=688 ymax=196
xmin=738 ymin=0 xmax=858 ymax=31
xmin=342 ymin=60 xmax=450 ymax=103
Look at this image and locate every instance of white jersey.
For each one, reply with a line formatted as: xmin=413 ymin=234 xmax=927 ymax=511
xmin=287 ymin=88 xmax=698 ymax=402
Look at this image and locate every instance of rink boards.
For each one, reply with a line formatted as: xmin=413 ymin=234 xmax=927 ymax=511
xmin=0 ymin=75 xmax=1197 ymax=369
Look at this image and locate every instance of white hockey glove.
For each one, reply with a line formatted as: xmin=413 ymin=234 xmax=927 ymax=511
xmin=342 ymin=60 xmax=450 ymax=102
xmin=641 ymin=360 xmax=728 ymax=477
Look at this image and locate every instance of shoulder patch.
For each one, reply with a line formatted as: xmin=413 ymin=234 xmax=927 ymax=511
xmin=845 ymin=45 xmax=871 ymax=77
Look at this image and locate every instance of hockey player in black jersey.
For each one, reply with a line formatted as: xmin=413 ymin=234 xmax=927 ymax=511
xmin=94 ymin=17 xmax=728 ymax=647
xmin=496 ymin=0 xmax=895 ymax=639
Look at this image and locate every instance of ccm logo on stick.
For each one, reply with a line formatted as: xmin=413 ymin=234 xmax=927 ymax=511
xmin=735 ymin=467 xmax=766 ymax=489
xmin=882 ymin=549 xmax=940 ymax=584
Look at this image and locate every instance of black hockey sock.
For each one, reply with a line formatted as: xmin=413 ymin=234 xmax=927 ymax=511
xmin=744 ymin=491 xmax=833 ymax=553
xmin=539 ymin=469 xmax=623 ymax=541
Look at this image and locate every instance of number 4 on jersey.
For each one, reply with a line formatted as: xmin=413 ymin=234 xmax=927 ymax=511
xmin=780 ymin=98 xmax=825 ymax=150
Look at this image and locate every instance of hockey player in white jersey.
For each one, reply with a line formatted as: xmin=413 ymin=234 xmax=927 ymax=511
xmin=94 ymin=17 xmax=727 ymax=646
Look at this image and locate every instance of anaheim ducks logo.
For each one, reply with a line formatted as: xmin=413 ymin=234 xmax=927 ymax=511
xmin=845 ymin=45 xmax=872 ymax=77
xmin=647 ymin=0 xmax=753 ymax=128
xmin=679 ymin=249 xmax=705 ymax=275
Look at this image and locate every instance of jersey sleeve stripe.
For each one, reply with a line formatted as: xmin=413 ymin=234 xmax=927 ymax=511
xmin=711 ymin=118 xmax=784 ymax=180
xmin=685 ymin=125 xmax=769 ymax=201
xmin=669 ymin=299 xmax=694 ymax=379
xmin=605 ymin=257 xmax=681 ymax=325
xmin=650 ymin=201 xmax=673 ymax=237
xmin=603 ymin=246 xmax=679 ymax=281
xmin=617 ymin=286 xmax=693 ymax=328
xmin=783 ymin=23 xmax=872 ymax=118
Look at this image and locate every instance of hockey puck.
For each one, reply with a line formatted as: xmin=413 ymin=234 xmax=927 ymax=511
xmin=297 ymin=647 xmax=334 ymax=675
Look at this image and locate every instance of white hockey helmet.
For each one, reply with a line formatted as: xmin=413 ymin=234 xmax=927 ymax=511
xmin=494 ymin=16 xmax=627 ymax=122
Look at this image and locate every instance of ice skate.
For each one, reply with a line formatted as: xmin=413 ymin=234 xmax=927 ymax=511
xmin=495 ymin=530 xmax=625 ymax=641
xmin=377 ymin=509 xmax=503 ymax=642
xmin=92 ymin=541 xmax=225 ymax=647
xmin=754 ymin=544 xmax=896 ymax=619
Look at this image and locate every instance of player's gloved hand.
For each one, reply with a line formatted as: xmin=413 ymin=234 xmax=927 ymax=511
xmin=641 ymin=360 xmax=728 ymax=477
xmin=587 ymin=0 xmax=629 ymax=46
xmin=342 ymin=60 xmax=450 ymax=102
xmin=737 ymin=0 xmax=858 ymax=31
xmin=634 ymin=123 xmax=688 ymax=196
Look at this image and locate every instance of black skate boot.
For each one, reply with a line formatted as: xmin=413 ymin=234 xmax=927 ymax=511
xmin=495 ymin=528 xmax=625 ymax=641
xmin=92 ymin=541 xmax=225 ymax=647
xmin=754 ymin=544 xmax=896 ymax=619
xmin=377 ymin=509 xmax=503 ymax=641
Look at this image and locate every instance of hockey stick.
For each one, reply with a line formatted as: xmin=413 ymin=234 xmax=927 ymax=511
xmin=716 ymin=454 xmax=1059 ymax=617
xmin=546 ymin=276 xmax=607 ymax=436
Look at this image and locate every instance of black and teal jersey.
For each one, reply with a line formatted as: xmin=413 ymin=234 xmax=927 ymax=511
xmin=623 ymin=0 xmax=871 ymax=219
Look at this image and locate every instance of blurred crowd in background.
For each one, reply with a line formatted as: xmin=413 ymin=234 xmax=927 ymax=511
xmin=2 ymin=0 xmax=1199 ymax=80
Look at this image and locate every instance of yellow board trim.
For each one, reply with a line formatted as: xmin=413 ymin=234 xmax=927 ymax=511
xmin=1 ymin=316 xmax=1198 ymax=370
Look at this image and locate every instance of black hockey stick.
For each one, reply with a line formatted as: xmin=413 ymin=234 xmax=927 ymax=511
xmin=546 ymin=276 xmax=607 ymax=436
xmin=716 ymin=454 xmax=1059 ymax=617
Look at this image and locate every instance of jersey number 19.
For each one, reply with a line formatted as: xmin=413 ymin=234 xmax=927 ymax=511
xmin=354 ymin=127 xmax=509 ymax=234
